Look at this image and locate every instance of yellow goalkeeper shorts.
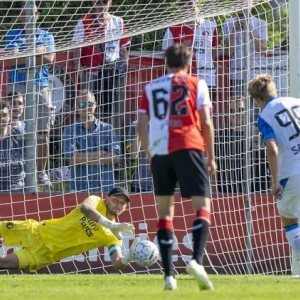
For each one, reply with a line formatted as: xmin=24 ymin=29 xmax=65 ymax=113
xmin=0 ymin=220 xmax=53 ymax=272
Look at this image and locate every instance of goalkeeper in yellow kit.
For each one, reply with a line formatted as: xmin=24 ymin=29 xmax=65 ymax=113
xmin=0 ymin=187 xmax=139 ymax=272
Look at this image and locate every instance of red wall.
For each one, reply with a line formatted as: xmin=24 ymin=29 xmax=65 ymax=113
xmin=0 ymin=193 xmax=290 ymax=274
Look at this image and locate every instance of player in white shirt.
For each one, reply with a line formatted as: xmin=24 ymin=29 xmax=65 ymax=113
xmin=248 ymin=74 xmax=300 ymax=258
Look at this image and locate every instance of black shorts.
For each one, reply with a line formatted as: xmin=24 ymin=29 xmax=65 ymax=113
xmin=151 ymin=149 xmax=211 ymax=198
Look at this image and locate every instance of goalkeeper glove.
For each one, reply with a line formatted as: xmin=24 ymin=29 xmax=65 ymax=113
xmin=109 ymin=222 xmax=135 ymax=240
xmin=121 ymin=237 xmax=140 ymax=265
xmin=98 ymin=215 xmax=134 ymax=240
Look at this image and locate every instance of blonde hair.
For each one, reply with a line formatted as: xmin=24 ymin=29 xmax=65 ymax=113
xmin=248 ymin=74 xmax=277 ymax=103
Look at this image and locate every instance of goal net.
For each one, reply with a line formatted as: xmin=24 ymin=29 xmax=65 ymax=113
xmin=0 ymin=0 xmax=291 ymax=275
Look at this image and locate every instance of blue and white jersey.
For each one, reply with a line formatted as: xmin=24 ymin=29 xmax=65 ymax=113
xmin=257 ymin=96 xmax=300 ymax=180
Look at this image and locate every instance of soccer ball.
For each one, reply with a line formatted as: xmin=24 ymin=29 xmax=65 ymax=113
xmin=133 ymin=240 xmax=159 ymax=267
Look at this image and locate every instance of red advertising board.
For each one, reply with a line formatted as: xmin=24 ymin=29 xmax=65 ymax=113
xmin=0 ymin=193 xmax=290 ymax=274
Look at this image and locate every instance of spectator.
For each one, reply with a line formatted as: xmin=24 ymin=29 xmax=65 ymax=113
xmin=223 ymin=3 xmax=268 ymax=96
xmin=0 ymin=101 xmax=25 ymax=192
xmin=215 ymin=96 xmax=270 ymax=194
xmin=6 ymin=91 xmax=25 ymax=133
xmin=126 ymin=120 xmax=152 ymax=193
xmin=5 ymin=3 xmax=55 ymax=187
xmin=63 ymin=90 xmax=120 ymax=193
xmin=72 ymin=0 xmax=130 ymax=135
xmin=162 ymin=0 xmax=220 ymax=103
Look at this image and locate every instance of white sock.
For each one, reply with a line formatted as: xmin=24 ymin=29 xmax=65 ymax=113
xmin=286 ymin=227 xmax=300 ymax=255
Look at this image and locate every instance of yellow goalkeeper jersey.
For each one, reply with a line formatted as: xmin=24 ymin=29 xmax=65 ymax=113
xmin=38 ymin=195 xmax=121 ymax=261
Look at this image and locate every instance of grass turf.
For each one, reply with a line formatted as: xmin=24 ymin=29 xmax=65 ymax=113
xmin=1 ymin=274 xmax=299 ymax=300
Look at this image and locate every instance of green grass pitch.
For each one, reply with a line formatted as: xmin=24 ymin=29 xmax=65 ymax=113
xmin=1 ymin=274 xmax=300 ymax=299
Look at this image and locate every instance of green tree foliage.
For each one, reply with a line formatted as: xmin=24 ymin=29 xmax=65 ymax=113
xmin=0 ymin=0 xmax=289 ymax=51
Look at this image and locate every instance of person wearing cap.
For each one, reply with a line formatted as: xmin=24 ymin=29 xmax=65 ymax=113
xmin=0 ymin=187 xmax=139 ymax=272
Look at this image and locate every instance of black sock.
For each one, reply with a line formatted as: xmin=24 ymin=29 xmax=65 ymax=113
xmin=157 ymin=228 xmax=174 ymax=277
xmin=192 ymin=218 xmax=210 ymax=265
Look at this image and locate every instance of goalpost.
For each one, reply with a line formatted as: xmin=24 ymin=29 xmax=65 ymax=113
xmin=0 ymin=0 xmax=294 ymax=275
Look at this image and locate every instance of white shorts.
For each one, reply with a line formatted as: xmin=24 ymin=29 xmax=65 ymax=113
xmin=277 ymin=174 xmax=300 ymax=219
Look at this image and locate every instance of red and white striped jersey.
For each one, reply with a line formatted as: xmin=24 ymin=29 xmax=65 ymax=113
xmin=73 ymin=13 xmax=130 ymax=72
xmin=139 ymin=72 xmax=211 ymax=156
xmin=162 ymin=19 xmax=220 ymax=86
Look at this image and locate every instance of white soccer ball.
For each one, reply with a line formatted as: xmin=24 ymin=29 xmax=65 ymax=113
xmin=133 ymin=240 xmax=159 ymax=267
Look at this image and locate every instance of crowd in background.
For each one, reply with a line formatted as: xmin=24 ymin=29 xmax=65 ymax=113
xmin=0 ymin=0 xmax=283 ymax=194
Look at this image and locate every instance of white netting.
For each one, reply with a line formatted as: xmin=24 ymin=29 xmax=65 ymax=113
xmin=0 ymin=0 xmax=292 ymax=275
xmin=0 ymin=0 xmax=273 ymax=59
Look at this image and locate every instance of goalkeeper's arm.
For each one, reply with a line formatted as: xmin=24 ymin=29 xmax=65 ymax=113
xmin=80 ymin=199 xmax=134 ymax=240
xmin=110 ymin=238 xmax=140 ymax=270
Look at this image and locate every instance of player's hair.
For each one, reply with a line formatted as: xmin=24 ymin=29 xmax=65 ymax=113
xmin=164 ymin=44 xmax=192 ymax=69
xmin=248 ymin=74 xmax=277 ymax=103
xmin=76 ymin=89 xmax=96 ymax=102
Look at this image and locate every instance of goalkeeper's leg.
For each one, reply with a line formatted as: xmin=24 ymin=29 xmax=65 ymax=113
xmin=0 ymin=219 xmax=39 ymax=247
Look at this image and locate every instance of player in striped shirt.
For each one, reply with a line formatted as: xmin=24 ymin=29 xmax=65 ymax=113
xmin=137 ymin=44 xmax=216 ymax=291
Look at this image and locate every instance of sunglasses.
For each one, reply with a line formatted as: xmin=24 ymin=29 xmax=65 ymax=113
xmin=77 ymin=101 xmax=95 ymax=109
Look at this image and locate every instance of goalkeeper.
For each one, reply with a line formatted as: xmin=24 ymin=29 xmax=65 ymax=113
xmin=0 ymin=187 xmax=139 ymax=272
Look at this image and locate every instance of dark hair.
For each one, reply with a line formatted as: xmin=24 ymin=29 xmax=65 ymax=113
xmin=164 ymin=44 xmax=192 ymax=69
xmin=6 ymin=91 xmax=24 ymax=101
